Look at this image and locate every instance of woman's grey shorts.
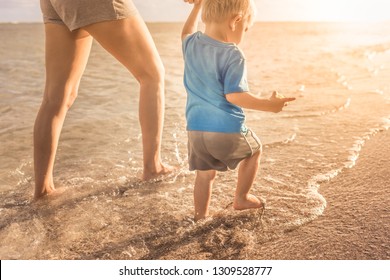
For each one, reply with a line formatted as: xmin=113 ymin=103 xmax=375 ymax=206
xmin=40 ymin=0 xmax=139 ymax=31
xmin=188 ymin=129 xmax=262 ymax=171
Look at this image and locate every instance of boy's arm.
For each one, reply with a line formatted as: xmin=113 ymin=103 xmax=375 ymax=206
xmin=226 ymin=91 xmax=296 ymax=113
xmin=181 ymin=0 xmax=202 ymax=41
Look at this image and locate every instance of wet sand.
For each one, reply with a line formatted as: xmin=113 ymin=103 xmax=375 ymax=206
xmin=255 ymin=130 xmax=390 ymax=260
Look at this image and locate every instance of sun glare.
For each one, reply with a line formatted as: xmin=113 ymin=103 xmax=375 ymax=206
xmin=258 ymin=0 xmax=390 ymax=22
xmin=308 ymin=0 xmax=390 ymax=22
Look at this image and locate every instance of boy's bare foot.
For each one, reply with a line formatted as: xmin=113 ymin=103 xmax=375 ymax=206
xmin=233 ymin=194 xmax=263 ymax=211
xmin=194 ymin=211 xmax=211 ymax=222
xmin=142 ymin=163 xmax=175 ymax=181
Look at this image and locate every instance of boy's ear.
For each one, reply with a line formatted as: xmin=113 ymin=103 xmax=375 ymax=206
xmin=229 ymin=14 xmax=243 ymax=31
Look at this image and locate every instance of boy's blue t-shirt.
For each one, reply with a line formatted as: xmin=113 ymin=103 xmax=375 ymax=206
xmin=182 ymin=31 xmax=249 ymax=133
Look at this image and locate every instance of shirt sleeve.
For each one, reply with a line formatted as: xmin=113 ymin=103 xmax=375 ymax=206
xmin=182 ymin=32 xmax=197 ymax=57
xmin=223 ymin=52 xmax=249 ymax=94
xmin=182 ymin=36 xmax=189 ymax=56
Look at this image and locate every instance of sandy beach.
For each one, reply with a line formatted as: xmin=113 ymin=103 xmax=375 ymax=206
xmin=255 ymin=130 xmax=390 ymax=260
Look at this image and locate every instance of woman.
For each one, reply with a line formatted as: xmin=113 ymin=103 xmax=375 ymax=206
xmin=34 ymin=0 xmax=171 ymax=199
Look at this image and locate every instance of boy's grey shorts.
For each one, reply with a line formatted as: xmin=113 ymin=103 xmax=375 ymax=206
xmin=188 ymin=129 xmax=262 ymax=171
xmin=40 ymin=0 xmax=139 ymax=31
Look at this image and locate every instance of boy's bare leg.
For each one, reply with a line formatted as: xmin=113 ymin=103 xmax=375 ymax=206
xmin=84 ymin=17 xmax=172 ymax=180
xmin=234 ymin=151 xmax=263 ymax=210
xmin=194 ymin=170 xmax=216 ymax=221
xmin=34 ymin=25 xmax=92 ymax=199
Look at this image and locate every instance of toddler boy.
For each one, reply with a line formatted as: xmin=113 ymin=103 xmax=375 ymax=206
xmin=182 ymin=0 xmax=295 ymax=221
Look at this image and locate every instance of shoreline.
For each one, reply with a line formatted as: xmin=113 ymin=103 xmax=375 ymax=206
xmin=254 ymin=129 xmax=390 ymax=260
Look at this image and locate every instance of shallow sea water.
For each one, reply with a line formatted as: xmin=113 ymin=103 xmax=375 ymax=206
xmin=0 ymin=22 xmax=389 ymax=259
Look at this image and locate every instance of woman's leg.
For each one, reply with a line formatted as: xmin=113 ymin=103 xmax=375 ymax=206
xmin=34 ymin=24 xmax=92 ymax=199
xmin=83 ymin=16 xmax=171 ymax=180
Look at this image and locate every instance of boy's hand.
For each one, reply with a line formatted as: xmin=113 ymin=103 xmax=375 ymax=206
xmin=269 ymin=91 xmax=296 ymax=113
xmin=184 ymin=0 xmax=202 ymax=5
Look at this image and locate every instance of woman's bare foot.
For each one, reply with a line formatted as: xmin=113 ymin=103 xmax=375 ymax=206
xmin=33 ymin=186 xmax=64 ymax=201
xmin=233 ymin=194 xmax=263 ymax=211
xmin=142 ymin=163 xmax=175 ymax=181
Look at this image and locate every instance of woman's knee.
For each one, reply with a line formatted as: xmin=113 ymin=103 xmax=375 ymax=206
xmin=42 ymin=84 xmax=78 ymax=111
xmin=65 ymin=91 xmax=78 ymax=109
xmin=137 ymin=61 xmax=165 ymax=87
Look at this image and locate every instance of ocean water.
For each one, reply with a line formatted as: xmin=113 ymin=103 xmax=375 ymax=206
xmin=0 ymin=22 xmax=389 ymax=259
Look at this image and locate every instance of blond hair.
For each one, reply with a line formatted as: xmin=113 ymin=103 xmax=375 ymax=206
xmin=201 ymin=0 xmax=257 ymax=23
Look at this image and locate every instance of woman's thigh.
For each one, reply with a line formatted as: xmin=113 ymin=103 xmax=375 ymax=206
xmin=43 ymin=24 xmax=92 ymax=104
xmin=83 ymin=16 xmax=164 ymax=83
